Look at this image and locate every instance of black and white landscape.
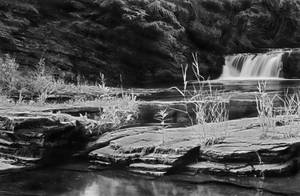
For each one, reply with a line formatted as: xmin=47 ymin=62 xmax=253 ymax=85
xmin=0 ymin=0 xmax=300 ymax=195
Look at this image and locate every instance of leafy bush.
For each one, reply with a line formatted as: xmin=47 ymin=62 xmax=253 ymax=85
xmin=146 ymin=0 xmax=180 ymax=27
xmin=98 ymin=94 xmax=139 ymax=128
xmin=28 ymin=58 xmax=65 ymax=103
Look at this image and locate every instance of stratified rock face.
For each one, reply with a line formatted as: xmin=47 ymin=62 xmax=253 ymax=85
xmin=0 ymin=0 xmax=299 ymax=85
xmin=0 ymin=112 xmax=103 ymax=172
xmin=88 ymin=118 xmax=300 ymax=177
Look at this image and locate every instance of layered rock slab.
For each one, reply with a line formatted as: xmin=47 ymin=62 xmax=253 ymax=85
xmin=88 ymin=125 xmax=203 ymax=175
xmin=89 ymin=118 xmax=300 ymax=177
xmin=0 ymin=112 xmax=102 ymax=172
xmin=88 ymin=119 xmax=248 ymax=174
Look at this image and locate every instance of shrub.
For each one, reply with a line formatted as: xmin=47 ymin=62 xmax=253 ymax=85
xmin=26 ymin=58 xmax=65 ymax=103
xmin=0 ymin=55 xmax=23 ymax=94
xmin=255 ymin=81 xmax=300 ymax=139
xmin=98 ymin=93 xmax=139 ymax=128
xmin=172 ymin=53 xmax=229 ymax=126
xmin=146 ymin=0 xmax=180 ymax=27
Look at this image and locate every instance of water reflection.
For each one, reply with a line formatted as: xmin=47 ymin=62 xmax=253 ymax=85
xmin=77 ymin=172 xmax=272 ymax=196
xmin=142 ymin=79 xmax=300 ymax=102
xmin=209 ymin=79 xmax=300 ymax=94
xmin=0 ymin=166 xmax=277 ymax=196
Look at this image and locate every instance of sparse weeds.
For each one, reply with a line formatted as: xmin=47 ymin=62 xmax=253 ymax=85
xmin=255 ymin=81 xmax=300 ymax=139
xmin=0 ymin=56 xmax=110 ymax=104
xmin=0 ymin=55 xmax=26 ymax=97
xmin=171 ymin=54 xmax=229 ymax=126
xmin=0 ymin=55 xmax=19 ymax=91
xmin=98 ymin=72 xmax=106 ymax=89
xmin=98 ymin=93 xmax=139 ymax=128
xmin=0 ymin=55 xmax=139 ymax=131
xmin=255 ymin=81 xmax=277 ymax=138
xmin=30 ymin=58 xmax=64 ymax=103
xmin=155 ymin=108 xmax=169 ymax=127
xmin=171 ymin=52 xmax=230 ymax=144
xmin=155 ymin=108 xmax=169 ymax=144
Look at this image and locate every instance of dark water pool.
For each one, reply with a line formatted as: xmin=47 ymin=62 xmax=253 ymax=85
xmin=0 ymin=163 xmax=286 ymax=196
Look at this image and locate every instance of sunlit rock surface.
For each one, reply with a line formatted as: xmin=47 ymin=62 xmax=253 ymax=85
xmin=88 ymin=118 xmax=300 ymax=177
xmin=0 ymin=0 xmax=299 ymax=85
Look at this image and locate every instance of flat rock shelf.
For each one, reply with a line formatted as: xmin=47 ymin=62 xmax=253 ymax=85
xmin=88 ymin=118 xmax=300 ymax=177
xmin=1 ymin=108 xmax=300 ymax=178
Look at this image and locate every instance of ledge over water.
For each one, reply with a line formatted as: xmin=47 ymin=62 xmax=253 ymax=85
xmin=87 ymin=118 xmax=300 ymax=177
xmin=1 ymin=106 xmax=300 ymax=178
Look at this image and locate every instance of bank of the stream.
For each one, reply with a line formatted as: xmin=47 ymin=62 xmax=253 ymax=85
xmin=1 ymin=80 xmax=300 ymax=195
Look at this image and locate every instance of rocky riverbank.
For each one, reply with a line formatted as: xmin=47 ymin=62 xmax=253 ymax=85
xmin=1 ymin=100 xmax=300 ymax=178
xmin=0 ymin=111 xmax=104 ymax=172
xmin=87 ymin=118 xmax=300 ymax=177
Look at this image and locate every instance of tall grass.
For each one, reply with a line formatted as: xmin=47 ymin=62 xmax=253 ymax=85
xmin=170 ymin=53 xmax=230 ymax=144
xmin=255 ymin=81 xmax=300 ymax=139
xmin=0 ymin=56 xmax=109 ymax=104
xmin=0 ymin=55 xmax=140 ymax=133
xmin=171 ymin=53 xmax=229 ymax=126
xmin=255 ymin=81 xmax=277 ymax=137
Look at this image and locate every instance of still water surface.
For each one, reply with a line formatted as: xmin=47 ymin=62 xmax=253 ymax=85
xmin=0 ymin=164 xmax=284 ymax=196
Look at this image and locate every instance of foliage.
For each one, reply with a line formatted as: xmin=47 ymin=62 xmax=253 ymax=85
xmin=255 ymin=81 xmax=300 ymax=139
xmin=155 ymin=108 xmax=169 ymax=144
xmin=172 ymin=53 xmax=229 ymax=126
xmin=171 ymin=53 xmax=230 ymax=144
xmin=0 ymin=56 xmax=110 ymax=104
xmin=28 ymin=58 xmax=62 ymax=103
xmin=146 ymin=0 xmax=180 ymax=27
xmin=0 ymin=55 xmax=139 ymax=133
xmin=0 ymin=55 xmax=23 ymax=95
xmin=255 ymin=81 xmax=277 ymax=137
xmin=98 ymin=93 xmax=139 ymax=128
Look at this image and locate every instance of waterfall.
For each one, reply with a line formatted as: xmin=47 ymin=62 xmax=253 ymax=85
xmin=219 ymin=50 xmax=286 ymax=79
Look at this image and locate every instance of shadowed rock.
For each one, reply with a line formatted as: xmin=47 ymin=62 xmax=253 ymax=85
xmin=0 ymin=112 xmax=104 ymax=172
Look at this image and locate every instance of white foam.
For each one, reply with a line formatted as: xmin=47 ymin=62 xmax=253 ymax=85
xmin=219 ymin=50 xmax=288 ymax=79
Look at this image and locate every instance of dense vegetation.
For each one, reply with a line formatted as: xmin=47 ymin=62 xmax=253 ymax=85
xmin=0 ymin=55 xmax=139 ymax=130
xmin=0 ymin=0 xmax=299 ymax=85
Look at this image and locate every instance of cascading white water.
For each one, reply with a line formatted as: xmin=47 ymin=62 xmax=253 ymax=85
xmin=219 ymin=50 xmax=286 ymax=79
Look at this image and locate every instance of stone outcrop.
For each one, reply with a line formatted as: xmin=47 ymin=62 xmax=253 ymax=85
xmin=1 ymin=104 xmax=300 ymax=177
xmin=88 ymin=118 xmax=300 ymax=177
xmin=0 ymin=112 xmax=102 ymax=172
xmin=0 ymin=0 xmax=299 ymax=85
